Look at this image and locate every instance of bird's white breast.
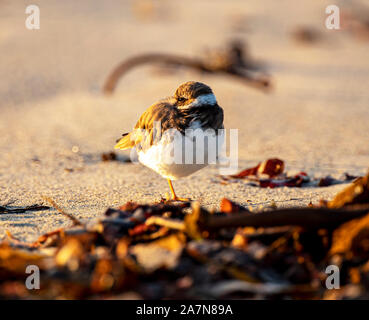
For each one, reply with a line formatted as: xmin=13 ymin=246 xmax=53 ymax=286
xmin=137 ymin=124 xmax=223 ymax=180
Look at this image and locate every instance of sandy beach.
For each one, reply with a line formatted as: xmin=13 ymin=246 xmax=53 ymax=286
xmin=0 ymin=0 xmax=369 ymax=242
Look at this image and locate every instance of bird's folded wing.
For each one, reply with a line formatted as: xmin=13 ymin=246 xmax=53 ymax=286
xmin=114 ymin=100 xmax=175 ymax=150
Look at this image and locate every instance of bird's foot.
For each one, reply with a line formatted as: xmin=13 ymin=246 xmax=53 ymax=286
xmin=171 ymin=196 xmax=191 ymax=202
xmin=163 ymin=192 xmax=191 ymax=203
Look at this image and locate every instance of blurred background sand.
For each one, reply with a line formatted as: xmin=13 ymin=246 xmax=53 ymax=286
xmin=0 ymin=0 xmax=368 ymax=241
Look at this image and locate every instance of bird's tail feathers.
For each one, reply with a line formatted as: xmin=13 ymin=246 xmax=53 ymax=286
xmin=114 ymin=133 xmax=134 ymax=150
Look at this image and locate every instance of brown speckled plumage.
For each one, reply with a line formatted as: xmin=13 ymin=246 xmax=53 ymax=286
xmin=115 ymin=81 xmax=223 ymax=149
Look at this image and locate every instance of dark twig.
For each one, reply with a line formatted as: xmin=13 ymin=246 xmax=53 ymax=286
xmin=43 ymin=197 xmax=83 ymax=227
xmin=0 ymin=204 xmax=50 ymax=214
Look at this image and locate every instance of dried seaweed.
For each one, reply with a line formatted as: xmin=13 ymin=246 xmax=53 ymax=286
xmin=221 ymin=158 xmax=357 ymax=188
xmin=101 ymin=151 xmax=131 ymax=163
xmin=101 ymin=151 xmax=117 ymax=162
xmin=292 ymin=26 xmax=322 ymax=44
xmin=1 ymin=172 xmax=369 ymax=299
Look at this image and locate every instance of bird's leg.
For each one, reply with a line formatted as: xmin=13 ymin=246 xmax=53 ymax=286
xmin=166 ymin=179 xmax=190 ymax=202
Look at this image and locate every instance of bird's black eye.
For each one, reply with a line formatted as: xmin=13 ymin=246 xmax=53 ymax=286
xmin=177 ymin=97 xmax=186 ymax=102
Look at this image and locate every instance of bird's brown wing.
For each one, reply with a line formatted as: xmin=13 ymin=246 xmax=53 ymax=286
xmin=114 ymin=99 xmax=177 ymax=150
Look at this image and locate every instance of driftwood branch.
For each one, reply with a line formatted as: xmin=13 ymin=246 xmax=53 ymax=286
xmin=103 ymin=53 xmax=205 ymax=94
xmin=123 ymin=204 xmax=369 ymax=234
xmin=201 ymin=204 xmax=369 ymax=230
xmin=103 ymin=42 xmax=271 ymax=94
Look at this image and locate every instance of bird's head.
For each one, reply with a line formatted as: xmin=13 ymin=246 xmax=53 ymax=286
xmin=173 ymin=81 xmax=217 ymax=109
